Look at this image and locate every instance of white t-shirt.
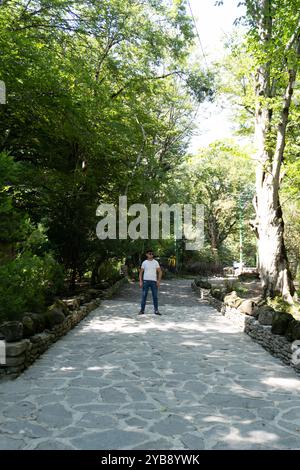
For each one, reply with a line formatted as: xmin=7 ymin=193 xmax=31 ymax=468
xmin=141 ymin=259 xmax=160 ymax=281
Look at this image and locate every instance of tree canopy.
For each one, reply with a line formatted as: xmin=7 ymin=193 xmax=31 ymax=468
xmin=0 ymin=0 xmax=214 ymax=316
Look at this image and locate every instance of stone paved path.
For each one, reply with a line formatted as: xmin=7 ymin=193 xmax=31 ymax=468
xmin=1 ymin=279 xmax=300 ymax=450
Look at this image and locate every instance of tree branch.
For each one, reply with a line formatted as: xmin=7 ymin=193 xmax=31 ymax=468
xmin=124 ymin=117 xmax=147 ymax=196
xmin=285 ymin=13 xmax=300 ymax=53
xmin=218 ymin=220 xmax=237 ymax=244
xmin=272 ymin=35 xmax=300 ymax=186
xmin=110 ymin=71 xmax=183 ymax=99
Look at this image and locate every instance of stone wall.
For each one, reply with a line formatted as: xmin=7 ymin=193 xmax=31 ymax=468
xmin=0 ymin=277 xmax=128 ymax=379
xmin=191 ymin=282 xmax=300 ymax=375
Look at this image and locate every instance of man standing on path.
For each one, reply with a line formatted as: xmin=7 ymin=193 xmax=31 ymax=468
xmin=139 ymin=249 xmax=162 ymax=315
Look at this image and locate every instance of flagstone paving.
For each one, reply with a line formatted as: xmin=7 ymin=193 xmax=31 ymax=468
xmin=0 ymin=279 xmax=300 ymax=450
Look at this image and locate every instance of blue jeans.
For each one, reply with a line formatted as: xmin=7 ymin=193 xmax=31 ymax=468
xmin=141 ymin=280 xmax=158 ymax=312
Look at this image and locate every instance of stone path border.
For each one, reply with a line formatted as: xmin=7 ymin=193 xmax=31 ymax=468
xmin=192 ymin=283 xmax=300 ymax=375
xmin=0 ymin=278 xmax=128 ymax=379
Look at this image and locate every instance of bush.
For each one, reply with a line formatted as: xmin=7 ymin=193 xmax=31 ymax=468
xmin=266 ymin=295 xmax=300 ymax=321
xmin=97 ymin=259 xmax=123 ymax=283
xmin=224 ymin=279 xmax=248 ymax=296
xmin=0 ymin=251 xmax=64 ymax=322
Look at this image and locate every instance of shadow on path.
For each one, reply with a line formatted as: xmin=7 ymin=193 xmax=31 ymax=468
xmin=0 ymin=279 xmax=300 ymax=450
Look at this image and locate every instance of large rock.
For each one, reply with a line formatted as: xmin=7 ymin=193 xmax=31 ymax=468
xmin=88 ymin=289 xmax=101 ymax=299
xmin=44 ymin=304 xmax=65 ymax=329
xmin=0 ymin=321 xmax=23 ymax=342
xmin=5 ymin=354 xmax=26 ymax=367
xmin=271 ymin=311 xmax=293 ymax=335
xmin=194 ymin=278 xmax=212 ymax=289
xmin=62 ymin=298 xmax=80 ymax=310
xmin=238 ymin=299 xmax=257 ymax=316
xmin=257 ymin=306 xmax=275 ymax=325
xmin=252 ymin=296 xmax=265 ymax=307
xmin=22 ymin=313 xmax=46 ymax=334
xmin=211 ymin=288 xmax=226 ymax=301
xmin=6 ymin=340 xmax=29 ymax=357
xmin=291 ymin=321 xmax=300 ymax=340
xmin=285 ymin=319 xmax=300 ymax=341
xmin=78 ymin=294 xmax=86 ymax=304
xmin=98 ymin=281 xmax=110 ymax=290
xmin=22 ymin=314 xmax=36 ymax=338
xmin=52 ymin=299 xmax=69 ymax=316
xmin=82 ymin=292 xmax=92 ymax=302
xmin=224 ymin=291 xmax=243 ymax=308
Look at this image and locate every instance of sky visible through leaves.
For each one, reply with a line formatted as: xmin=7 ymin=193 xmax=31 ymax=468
xmin=189 ymin=0 xmax=246 ymax=152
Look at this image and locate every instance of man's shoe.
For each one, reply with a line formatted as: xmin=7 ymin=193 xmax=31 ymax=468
xmin=138 ymin=310 xmax=145 ymax=315
xmin=154 ymin=311 xmax=162 ymax=316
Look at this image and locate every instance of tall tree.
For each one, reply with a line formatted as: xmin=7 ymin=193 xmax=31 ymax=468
xmin=167 ymin=140 xmax=255 ymax=260
xmin=0 ymin=0 xmax=212 ymax=287
xmin=247 ymin=0 xmax=300 ymax=300
xmin=219 ymin=0 xmax=300 ymax=299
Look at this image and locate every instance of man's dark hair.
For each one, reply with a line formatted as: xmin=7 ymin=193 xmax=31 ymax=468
xmin=146 ymin=248 xmax=154 ymax=253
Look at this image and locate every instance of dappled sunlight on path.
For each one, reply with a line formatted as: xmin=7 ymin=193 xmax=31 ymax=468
xmin=0 ymin=279 xmax=300 ymax=450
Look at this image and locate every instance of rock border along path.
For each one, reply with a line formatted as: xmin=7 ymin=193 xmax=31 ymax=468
xmin=0 ymin=279 xmax=300 ymax=450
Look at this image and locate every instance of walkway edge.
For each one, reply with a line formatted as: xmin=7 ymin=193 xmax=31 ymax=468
xmin=0 ymin=277 xmax=128 ymax=380
xmin=192 ymin=282 xmax=300 ymax=376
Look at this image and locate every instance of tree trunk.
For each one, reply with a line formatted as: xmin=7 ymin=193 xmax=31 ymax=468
xmin=207 ymin=213 xmax=219 ymax=260
xmin=69 ymin=266 xmax=77 ymax=292
xmin=255 ymin=173 xmax=295 ymax=299
xmin=254 ymin=62 xmax=297 ymax=300
xmin=91 ymin=257 xmax=104 ymax=287
xmin=252 ymin=0 xmax=299 ymax=301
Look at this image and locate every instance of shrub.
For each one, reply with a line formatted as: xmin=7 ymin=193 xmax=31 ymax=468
xmin=0 ymin=251 xmax=64 ymax=322
xmin=267 ymin=295 xmax=300 ymax=320
xmin=224 ymin=279 xmax=248 ymax=296
xmin=97 ymin=259 xmax=122 ymax=283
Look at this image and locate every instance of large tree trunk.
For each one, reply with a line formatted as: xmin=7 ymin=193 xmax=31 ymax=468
xmin=252 ymin=0 xmax=299 ymax=301
xmin=255 ymin=173 xmax=295 ymax=299
xmin=254 ymin=59 xmax=295 ymax=299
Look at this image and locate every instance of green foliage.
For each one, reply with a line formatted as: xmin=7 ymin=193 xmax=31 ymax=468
xmin=166 ymin=139 xmax=256 ymax=263
xmin=219 ymin=1 xmax=300 ymax=295
xmin=0 ymin=152 xmax=28 ymax=248
xmin=224 ymin=279 xmax=248 ymax=296
xmin=266 ymin=295 xmax=300 ymax=319
xmin=0 ymin=0 xmax=212 ymax=289
xmin=22 ymin=224 xmax=50 ymax=256
xmin=96 ymin=259 xmax=122 ymax=283
xmin=267 ymin=296 xmax=291 ymax=313
xmin=281 ymin=162 xmax=300 ymax=277
xmin=0 ymin=252 xmax=65 ymax=322
xmin=186 ymin=69 xmax=215 ymax=103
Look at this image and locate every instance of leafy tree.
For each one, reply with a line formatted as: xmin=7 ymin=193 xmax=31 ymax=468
xmin=218 ymin=0 xmax=300 ymax=300
xmin=166 ymin=140 xmax=256 ymax=262
xmin=0 ymin=1 xmax=213 ymax=294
